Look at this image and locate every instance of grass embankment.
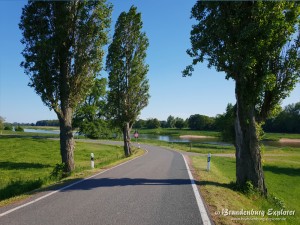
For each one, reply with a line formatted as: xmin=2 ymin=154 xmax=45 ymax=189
xmin=191 ymin=147 xmax=300 ymax=225
xmin=0 ymin=134 xmax=143 ymax=205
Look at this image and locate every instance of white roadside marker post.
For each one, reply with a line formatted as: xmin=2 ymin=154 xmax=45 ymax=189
xmin=207 ymin=153 xmax=211 ymax=171
xmin=91 ymin=153 xmax=94 ymax=169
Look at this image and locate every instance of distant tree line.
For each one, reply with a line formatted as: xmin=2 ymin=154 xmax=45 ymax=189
xmin=36 ymin=120 xmax=60 ymax=127
xmin=263 ymin=102 xmax=300 ymax=133
xmin=0 ymin=117 xmax=32 ymax=131
xmin=132 ymin=101 xmax=300 ymax=139
xmin=133 ymin=114 xmax=217 ymax=130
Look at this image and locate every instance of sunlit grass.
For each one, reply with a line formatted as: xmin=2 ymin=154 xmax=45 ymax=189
xmin=191 ymin=151 xmax=300 ymax=225
xmin=0 ymin=135 xmax=142 ymax=202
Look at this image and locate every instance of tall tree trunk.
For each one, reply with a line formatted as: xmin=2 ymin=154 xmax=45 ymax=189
xmin=57 ymin=108 xmax=75 ymax=173
xmin=235 ymin=84 xmax=267 ymax=196
xmin=123 ymin=122 xmax=132 ymax=157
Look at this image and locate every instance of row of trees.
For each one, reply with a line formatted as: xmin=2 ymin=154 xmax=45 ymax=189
xmin=133 ymin=114 xmax=216 ymax=130
xmin=133 ymin=101 xmax=300 ymax=139
xmin=36 ymin=120 xmax=60 ymax=127
xmin=133 ymin=116 xmax=188 ymax=129
xmin=20 ymin=2 xmax=149 ymax=171
xmin=264 ymin=102 xmax=300 ymax=133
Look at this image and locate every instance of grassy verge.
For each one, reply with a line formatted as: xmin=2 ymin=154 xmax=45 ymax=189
xmin=191 ymin=149 xmax=300 ymax=225
xmin=0 ymin=135 xmax=143 ymax=205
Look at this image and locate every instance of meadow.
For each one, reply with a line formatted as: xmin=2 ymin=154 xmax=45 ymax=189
xmin=191 ymin=147 xmax=300 ymax=225
xmin=0 ymin=133 xmax=142 ymax=204
xmin=137 ymin=128 xmax=300 ymax=140
xmin=137 ymin=128 xmax=221 ymax=137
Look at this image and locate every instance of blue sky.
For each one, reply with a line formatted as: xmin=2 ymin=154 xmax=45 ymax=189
xmin=0 ymin=0 xmax=299 ymax=123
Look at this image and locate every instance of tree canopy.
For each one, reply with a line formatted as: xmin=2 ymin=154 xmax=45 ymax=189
xmin=20 ymin=1 xmax=112 ymax=172
xmin=73 ymin=78 xmax=112 ymax=139
xmin=184 ymin=1 xmax=300 ymax=195
xmin=264 ymin=102 xmax=300 ymax=133
xmin=106 ymin=6 xmax=149 ymax=156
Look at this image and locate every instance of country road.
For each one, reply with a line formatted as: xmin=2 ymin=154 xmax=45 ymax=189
xmin=0 ymin=143 xmax=211 ymax=225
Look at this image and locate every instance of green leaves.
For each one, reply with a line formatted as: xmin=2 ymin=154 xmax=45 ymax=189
xmin=185 ymin=1 xmax=300 ymax=121
xmin=73 ymin=78 xmax=110 ymax=139
xmin=106 ymin=6 xmax=150 ymax=129
xmin=20 ymin=1 xmax=112 ymax=171
xmin=19 ymin=1 xmax=112 ymax=114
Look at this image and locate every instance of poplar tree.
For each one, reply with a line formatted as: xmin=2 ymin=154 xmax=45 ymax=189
xmin=19 ymin=1 xmax=112 ymax=172
xmin=184 ymin=1 xmax=300 ymax=195
xmin=106 ymin=6 xmax=149 ymax=157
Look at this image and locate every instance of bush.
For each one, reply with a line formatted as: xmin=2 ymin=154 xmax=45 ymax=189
xmin=50 ymin=163 xmax=69 ymax=180
xmin=4 ymin=125 xmax=13 ymax=131
xmin=15 ymin=126 xmax=24 ymax=132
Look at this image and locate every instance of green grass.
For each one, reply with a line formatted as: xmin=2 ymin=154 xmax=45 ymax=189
xmin=0 ymin=135 xmax=141 ymax=203
xmin=264 ymin=132 xmax=300 ymax=141
xmin=137 ymin=138 xmax=235 ymax=154
xmin=23 ymin=126 xmax=60 ymax=130
xmin=137 ymin=128 xmax=220 ymax=137
xmin=0 ymin=130 xmax=60 ymax=138
xmin=191 ymin=149 xmax=300 ymax=225
xmin=137 ymin=128 xmax=300 ymax=144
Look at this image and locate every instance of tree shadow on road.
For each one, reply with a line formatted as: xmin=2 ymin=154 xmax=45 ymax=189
xmin=60 ymin=177 xmax=194 ymax=191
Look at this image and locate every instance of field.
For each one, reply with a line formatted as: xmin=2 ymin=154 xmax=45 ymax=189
xmin=137 ymin=128 xmax=221 ymax=137
xmin=137 ymin=128 xmax=300 ymax=140
xmin=191 ymin=147 xmax=300 ymax=225
xmin=0 ymin=134 xmax=142 ymax=204
xmin=264 ymin=132 xmax=300 ymax=141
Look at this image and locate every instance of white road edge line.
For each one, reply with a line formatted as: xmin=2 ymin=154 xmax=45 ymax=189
xmin=181 ymin=153 xmax=212 ymax=225
xmin=0 ymin=149 xmax=148 ymax=218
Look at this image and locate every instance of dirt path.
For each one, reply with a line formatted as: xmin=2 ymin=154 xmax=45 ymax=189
xmin=279 ymin=138 xmax=300 ymax=143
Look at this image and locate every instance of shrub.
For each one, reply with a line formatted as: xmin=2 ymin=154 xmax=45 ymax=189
xmin=4 ymin=125 xmax=13 ymax=131
xmin=50 ymin=163 xmax=70 ymax=180
xmin=15 ymin=126 xmax=24 ymax=132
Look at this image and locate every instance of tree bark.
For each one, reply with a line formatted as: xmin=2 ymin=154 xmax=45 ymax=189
xmin=57 ymin=108 xmax=75 ymax=173
xmin=235 ymin=83 xmax=267 ymax=196
xmin=123 ymin=122 xmax=132 ymax=157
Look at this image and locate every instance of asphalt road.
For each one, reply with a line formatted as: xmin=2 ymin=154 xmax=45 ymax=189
xmin=0 ymin=144 xmax=209 ymax=225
